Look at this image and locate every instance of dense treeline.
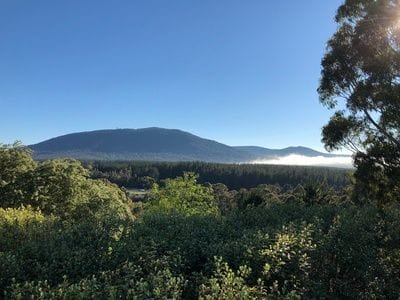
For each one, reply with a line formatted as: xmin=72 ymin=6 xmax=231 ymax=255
xmin=1 ymin=143 xmax=400 ymax=299
xmin=89 ymin=161 xmax=351 ymax=191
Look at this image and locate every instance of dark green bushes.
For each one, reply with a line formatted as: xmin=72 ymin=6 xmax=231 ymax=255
xmin=2 ymin=203 xmax=400 ymax=298
xmin=1 ymin=144 xmax=400 ymax=299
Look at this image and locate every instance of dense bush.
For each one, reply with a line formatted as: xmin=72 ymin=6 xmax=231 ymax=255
xmin=146 ymin=173 xmax=218 ymax=216
xmin=0 ymin=143 xmax=134 ymax=224
xmin=6 ymin=262 xmax=187 ymax=299
xmin=1 ymin=144 xmax=400 ymax=299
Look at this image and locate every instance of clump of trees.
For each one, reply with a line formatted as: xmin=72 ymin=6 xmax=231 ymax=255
xmin=0 ymin=142 xmax=133 ymax=224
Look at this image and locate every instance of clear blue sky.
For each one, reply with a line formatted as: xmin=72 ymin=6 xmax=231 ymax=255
xmin=0 ymin=0 xmax=343 ymax=151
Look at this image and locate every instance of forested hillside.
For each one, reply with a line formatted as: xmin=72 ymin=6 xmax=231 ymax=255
xmin=29 ymin=128 xmax=344 ymax=163
xmin=89 ymin=161 xmax=350 ymax=190
xmin=30 ymin=128 xmax=248 ymax=162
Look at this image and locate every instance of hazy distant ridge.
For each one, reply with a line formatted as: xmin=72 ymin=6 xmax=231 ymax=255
xmin=235 ymin=146 xmax=346 ymax=158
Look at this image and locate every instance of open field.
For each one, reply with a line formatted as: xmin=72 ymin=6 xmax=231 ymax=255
xmin=126 ymin=188 xmax=149 ymax=200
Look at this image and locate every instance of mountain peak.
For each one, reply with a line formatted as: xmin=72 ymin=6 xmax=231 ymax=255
xmin=29 ymin=127 xmax=344 ymax=163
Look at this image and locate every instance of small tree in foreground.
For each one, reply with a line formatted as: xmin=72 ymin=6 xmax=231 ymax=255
xmin=147 ymin=172 xmax=218 ymax=216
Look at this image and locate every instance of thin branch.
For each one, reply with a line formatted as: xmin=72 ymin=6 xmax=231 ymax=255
xmin=363 ymin=109 xmax=400 ymax=148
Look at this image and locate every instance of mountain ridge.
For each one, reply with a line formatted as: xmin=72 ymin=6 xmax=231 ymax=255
xmin=29 ymin=128 xmax=347 ymax=163
xmin=234 ymin=145 xmax=347 ymax=158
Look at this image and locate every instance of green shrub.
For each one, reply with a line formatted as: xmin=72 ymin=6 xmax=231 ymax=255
xmin=260 ymin=224 xmax=316 ymax=297
xmin=146 ymin=173 xmax=218 ymax=216
xmin=5 ymin=261 xmax=186 ymax=300
xmin=199 ymin=257 xmax=256 ymax=300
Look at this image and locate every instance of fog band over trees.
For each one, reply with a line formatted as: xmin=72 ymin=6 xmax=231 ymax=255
xmin=251 ymin=154 xmax=353 ymax=168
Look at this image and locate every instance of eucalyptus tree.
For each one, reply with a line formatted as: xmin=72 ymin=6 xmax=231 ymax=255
xmin=319 ymin=0 xmax=400 ymax=203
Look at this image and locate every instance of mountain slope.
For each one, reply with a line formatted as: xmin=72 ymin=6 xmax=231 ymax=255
xmin=29 ymin=128 xmax=346 ymax=163
xmin=30 ymin=128 xmax=249 ymax=162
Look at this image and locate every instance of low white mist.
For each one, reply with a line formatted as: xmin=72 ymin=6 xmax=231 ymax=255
xmin=251 ymin=154 xmax=353 ymax=168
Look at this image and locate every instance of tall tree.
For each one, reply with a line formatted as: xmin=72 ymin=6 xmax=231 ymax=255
xmin=0 ymin=142 xmax=134 ymax=223
xmin=0 ymin=142 xmax=36 ymax=206
xmin=319 ymin=0 xmax=400 ymax=203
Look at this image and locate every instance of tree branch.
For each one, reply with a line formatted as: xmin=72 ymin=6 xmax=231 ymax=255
xmin=363 ymin=109 xmax=400 ymax=148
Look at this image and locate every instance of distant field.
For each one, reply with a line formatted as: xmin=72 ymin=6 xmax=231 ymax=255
xmin=126 ymin=188 xmax=148 ymax=200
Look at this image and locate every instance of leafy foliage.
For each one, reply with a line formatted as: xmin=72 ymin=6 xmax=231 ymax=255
xmin=146 ymin=173 xmax=218 ymax=216
xmin=0 ymin=143 xmax=133 ymax=224
xmin=319 ymin=0 xmax=400 ymax=203
xmin=0 ymin=142 xmax=37 ymax=207
xmin=199 ymin=257 xmax=255 ymax=300
xmin=1 ymin=143 xmax=400 ymax=299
